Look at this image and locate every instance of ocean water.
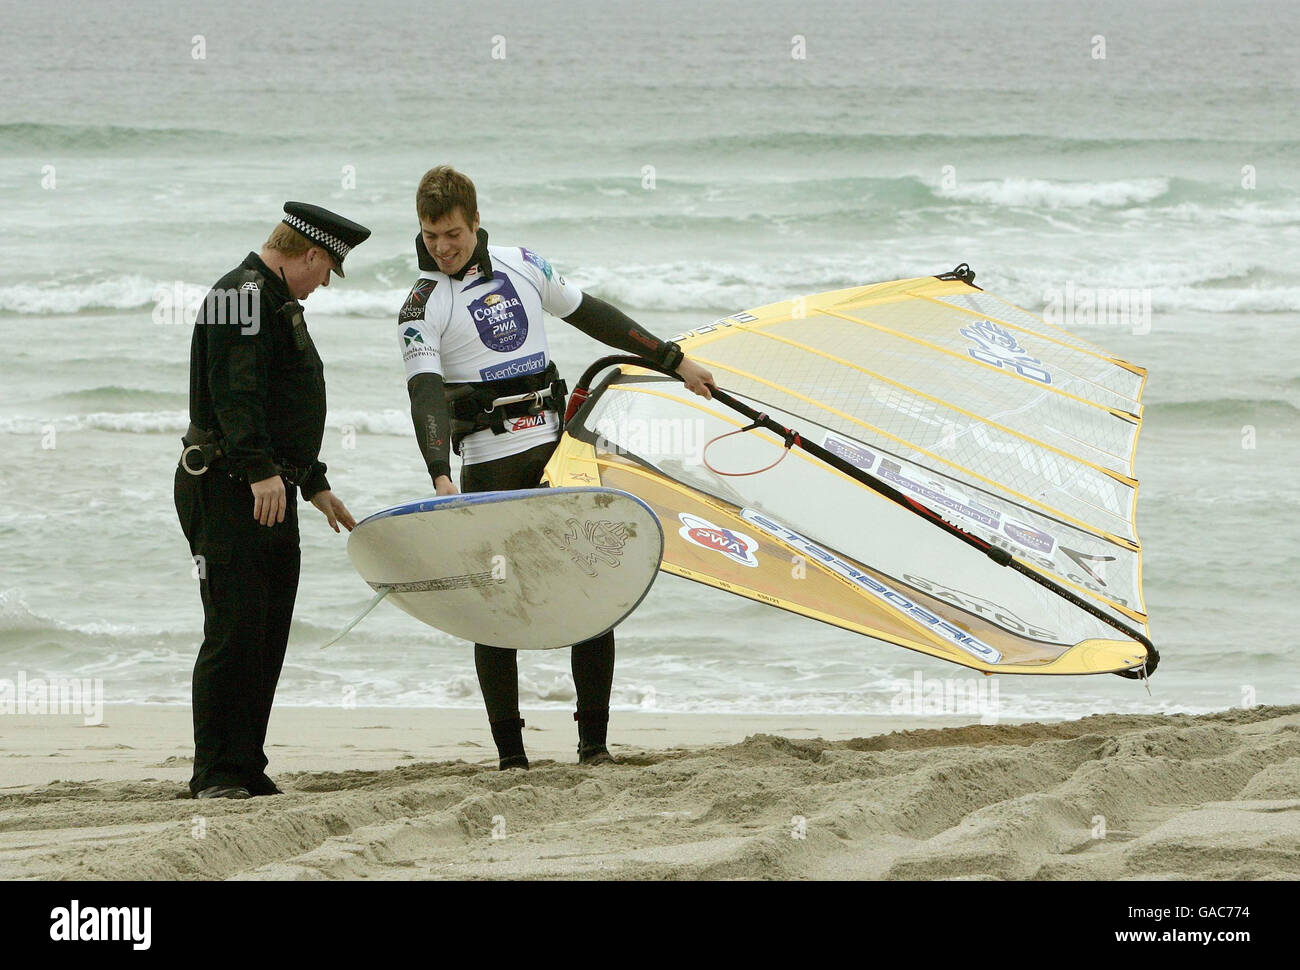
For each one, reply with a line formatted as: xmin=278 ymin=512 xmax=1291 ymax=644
xmin=1 ymin=0 xmax=1297 ymax=719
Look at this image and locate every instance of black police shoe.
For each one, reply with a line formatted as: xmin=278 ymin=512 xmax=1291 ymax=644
xmin=247 ymin=774 xmax=284 ymax=796
xmin=196 ymin=785 xmax=251 ymax=799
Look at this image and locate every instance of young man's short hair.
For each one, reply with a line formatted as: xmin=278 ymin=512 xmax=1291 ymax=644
xmin=416 ymin=166 xmax=477 ymax=225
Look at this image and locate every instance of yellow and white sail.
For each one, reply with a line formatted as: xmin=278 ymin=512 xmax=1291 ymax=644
xmin=546 ymin=269 xmax=1153 ymax=676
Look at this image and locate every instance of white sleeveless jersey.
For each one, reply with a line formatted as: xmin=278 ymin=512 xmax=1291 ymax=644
xmin=398 ymin=244 xmax=583 ymax=465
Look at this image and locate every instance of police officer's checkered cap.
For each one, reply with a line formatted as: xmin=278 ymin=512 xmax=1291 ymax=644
xmin=282 ymin=214 xmax=352 ymax=260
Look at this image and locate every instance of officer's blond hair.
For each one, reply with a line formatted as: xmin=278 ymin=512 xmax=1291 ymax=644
xmin=265 ymin=221 xmax=315 ymax=256
xmin=416 ymin=166 xmax=477 ymax=226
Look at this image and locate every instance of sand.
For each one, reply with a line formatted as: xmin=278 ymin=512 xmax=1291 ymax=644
xmin=1 ymin=704 xmax=1297 ymax=880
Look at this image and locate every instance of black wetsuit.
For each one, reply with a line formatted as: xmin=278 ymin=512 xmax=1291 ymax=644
xmin=462 ymin=442 xmax=616 ymax=767
xmin=174 ymin=252 xmax=331 ymax=796
xmin=404 ymin=232 xmax=676 ymax=765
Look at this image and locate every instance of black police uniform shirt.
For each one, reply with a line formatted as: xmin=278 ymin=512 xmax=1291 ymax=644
xmin=398 ymin=246 xmax=583 ymax=465
xmin=186 ymin=252 xmax=330 ymax=498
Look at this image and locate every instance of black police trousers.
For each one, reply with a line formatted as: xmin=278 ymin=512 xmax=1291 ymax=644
xmin=174 ymin=466 xmax=300 ymax=795
xmin=461 ymin=441 xmax=615 ymax=727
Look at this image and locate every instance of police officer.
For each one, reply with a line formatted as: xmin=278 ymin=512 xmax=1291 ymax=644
xmin=175 ymin=202 xmax=370 ymax=799
xmin=397 ymin=167 xmax=715 ymax=770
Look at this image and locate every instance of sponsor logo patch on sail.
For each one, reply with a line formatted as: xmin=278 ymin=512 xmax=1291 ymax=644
xmin=677 ymin=513 xmax=759 ymax=567
xmin=960 ymin=319 xmax=1052 ymax=384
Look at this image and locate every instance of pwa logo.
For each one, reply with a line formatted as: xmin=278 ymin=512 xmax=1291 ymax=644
xmin=467 ymin=276 xmax=527 ymax=352
xmin=960 ymin=319 xmax=1051 ymax=384
xmin=677 ymin=513 xmax=759 ymax=567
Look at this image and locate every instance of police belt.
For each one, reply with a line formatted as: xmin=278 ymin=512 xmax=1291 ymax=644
xmin=445 ymin=363 xmax=567 ymax=454
xmin=178 ymin=422 xmax=313 ymax=485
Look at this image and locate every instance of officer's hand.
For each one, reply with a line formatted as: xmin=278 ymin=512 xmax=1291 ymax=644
xmin=434 ymin=475 xmax=459 ymax=496
xmin=676 ymin=357 xmax=716 ymax=399
xmin=311 ymin=489 xmax=356 ymax=533
xmin=250 ymin=475 xmax=287 ymax=526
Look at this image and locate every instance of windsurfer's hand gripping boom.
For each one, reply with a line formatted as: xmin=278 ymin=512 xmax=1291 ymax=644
xmin=562 ymin=291 xmax=715 ymax=397
xmin=675 ymin=356 xmax=715 ymax=399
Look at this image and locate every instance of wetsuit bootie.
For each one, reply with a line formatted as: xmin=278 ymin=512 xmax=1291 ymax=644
xmin=576 ymin=708 xmax=617 ymax=765
xmin=490 ymin=715 xmax=529 ymax=771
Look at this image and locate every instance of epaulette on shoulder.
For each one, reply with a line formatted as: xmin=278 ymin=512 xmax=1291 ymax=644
xmin=233 ymin=266 xmax=265 ymax=292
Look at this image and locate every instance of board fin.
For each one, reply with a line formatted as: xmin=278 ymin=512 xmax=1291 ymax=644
xmin=320 ymin=587 xmax=390 ymax=650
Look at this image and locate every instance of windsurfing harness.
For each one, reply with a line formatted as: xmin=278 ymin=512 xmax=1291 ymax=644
xmin=445 ymin=361 xmax=569 ymax=453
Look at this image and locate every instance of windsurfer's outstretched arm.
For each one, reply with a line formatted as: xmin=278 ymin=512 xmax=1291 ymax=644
xmin=563 ymin=293 xmax=715 ymax=398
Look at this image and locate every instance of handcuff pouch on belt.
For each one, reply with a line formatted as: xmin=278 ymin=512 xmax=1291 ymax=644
xmin=179 ymin=422 xmax=224 ymax=476
xmin=445 ymin=361 xmax=567 ymax=456
xmin=178 ymin=422 xmax=312 ymax=485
